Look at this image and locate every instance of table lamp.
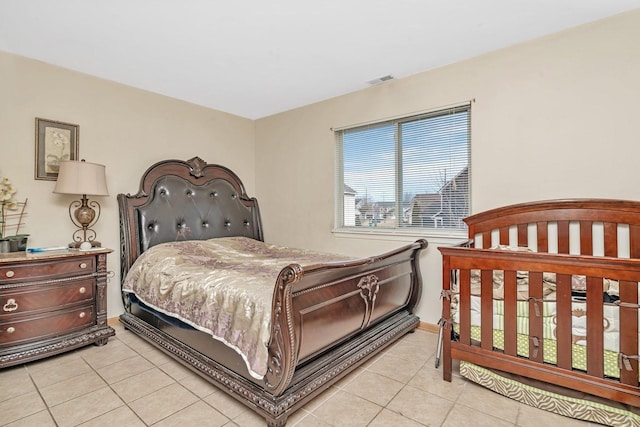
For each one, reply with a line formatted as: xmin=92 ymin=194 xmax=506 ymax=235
xmin=53 ymin=159 xmax=109 ymax=249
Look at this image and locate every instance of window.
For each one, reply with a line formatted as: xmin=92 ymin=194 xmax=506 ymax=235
xmin=335 ymin=104 xmax=470 ymax=234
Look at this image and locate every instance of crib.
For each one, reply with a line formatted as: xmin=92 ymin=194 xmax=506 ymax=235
xmin=439 ymin=199 xmax=640 ymax=417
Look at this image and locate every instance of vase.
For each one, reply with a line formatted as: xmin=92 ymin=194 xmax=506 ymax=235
xmin=16 ymin=235 xmax=28 ymax=251
xmin=8 ymin=235 xmax=29 ymax=252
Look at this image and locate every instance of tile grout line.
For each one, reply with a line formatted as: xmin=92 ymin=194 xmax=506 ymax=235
xmin=25 ymin=364 xmax=60 ymax=427
xmin=106 ymin=329 xmax=232 ymax=426
xmin=76 ymin=339 xmax=142 ymax=427
xmin=9 ymin=328 xmax=584 ymax=427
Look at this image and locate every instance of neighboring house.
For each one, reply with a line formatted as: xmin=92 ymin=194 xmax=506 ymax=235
xmin=408 ymin=167 xmax=469 ymax=229
xmin=355 ymin=200 xmax=395 ymax=227
xmin=348 ymin=167 xmax=469 ymax=229
xmin=407 ymin=194 xmax=442 ymax=227
xmin=343 ymin=184 xmax=357 ymax=226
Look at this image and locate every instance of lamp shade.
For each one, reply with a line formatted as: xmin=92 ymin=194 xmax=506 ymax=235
xmin=53 ymin=160 xmax=109 ymax=196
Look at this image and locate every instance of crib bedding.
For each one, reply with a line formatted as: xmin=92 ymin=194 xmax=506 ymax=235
xmin=466 ymin=245 xmax=620 ymax=300
xmin=122 ymin=236 xmax=351 ymax=379
xmin=453 ymin=297 xmax=624 ymax=377
xmin=451 ymin=266 xmax=635 ymax=378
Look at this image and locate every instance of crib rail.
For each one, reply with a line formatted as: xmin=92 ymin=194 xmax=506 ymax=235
xmin=440 ymin=246 xmax=640 ymax=406
xmin=465 ymin=199 xmax=640 ymax=257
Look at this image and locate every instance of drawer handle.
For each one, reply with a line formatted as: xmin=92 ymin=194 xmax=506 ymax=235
xmin=79 ymin=287 xmax=86 ymax=294
xmin=6 ymin=326 xmax=15 ymax=334
xmin=79 ymin=312 xmax=86 ymax=318
xmin=3 ymin=299 xmax=18 ymax=312
xmin=79 ymin=263 xmax=87 ymax=269
xmin=5 ymin=270 xmax=14 ymax=278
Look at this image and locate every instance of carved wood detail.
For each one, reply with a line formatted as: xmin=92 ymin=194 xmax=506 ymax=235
xmin=357 ymin=274 xmax=379 ymax=328
xmin=265 ymin=264 xmax=302 ymax=395
xmin=187 ymin=156 xmax=207 ymax=178
xmin=0 ymin=326 xmax=114 ymax=365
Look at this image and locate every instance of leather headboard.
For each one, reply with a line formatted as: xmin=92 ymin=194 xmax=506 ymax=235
xmin=118 ymin=157 xmax=263 ymax=281
xmin=137 ymin=174 xmax=259 ymax=251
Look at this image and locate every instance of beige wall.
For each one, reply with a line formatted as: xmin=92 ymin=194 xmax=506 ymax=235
xmin=0 ymin=51 xmax=255 ymax=317
xmin=2 ymin=10 xmax=639 ymax=325
xmin=255 ymin=10 xmax=640 ymax=325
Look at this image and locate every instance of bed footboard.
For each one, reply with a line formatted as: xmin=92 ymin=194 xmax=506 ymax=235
xmin=121 ymin=238 xmax=427 ymax=426
xmin=265 ymin=239 xmax=427 ymax=396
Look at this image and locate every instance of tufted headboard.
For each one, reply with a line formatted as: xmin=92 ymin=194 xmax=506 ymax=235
xmin=118 ymin=157 xmax=263 ymax=283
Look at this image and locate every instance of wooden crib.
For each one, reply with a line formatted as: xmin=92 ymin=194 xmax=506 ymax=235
xmin=439 ymin=199 xmax=640 ymax=410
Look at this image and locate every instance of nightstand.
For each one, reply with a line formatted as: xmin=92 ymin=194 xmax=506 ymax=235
xmin=0 ymin=248 xmax=115 ymax=367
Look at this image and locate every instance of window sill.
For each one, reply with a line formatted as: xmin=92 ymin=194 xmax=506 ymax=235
xmin=331 ymin=228 xmax=468 ymax=246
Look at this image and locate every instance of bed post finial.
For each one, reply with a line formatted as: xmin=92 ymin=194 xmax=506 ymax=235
xmin=187 ymin=156 xmax=207 ymax=178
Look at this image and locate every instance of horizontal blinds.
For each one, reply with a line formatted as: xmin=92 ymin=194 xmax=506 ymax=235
xmin=400 ymin=106 xmax=470 ymax=229
xmin=336 ymin=104 xmax=470 ymax=231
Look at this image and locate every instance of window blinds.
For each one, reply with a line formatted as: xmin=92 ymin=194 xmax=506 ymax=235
xmin=336 ymin=104 xmax=470 ymax=231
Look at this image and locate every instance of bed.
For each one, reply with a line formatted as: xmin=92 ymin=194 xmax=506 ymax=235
xmin=118 ymin=157 xmax=427 ymax=426
xmin=439 ymin=199 xmax=640 ymax=423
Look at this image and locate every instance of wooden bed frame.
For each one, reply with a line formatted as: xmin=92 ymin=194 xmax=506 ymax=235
xmin=439 ymin=199 xmax=640 ymax=409
xmin=118 ymin=157 xmax=427 ymax=426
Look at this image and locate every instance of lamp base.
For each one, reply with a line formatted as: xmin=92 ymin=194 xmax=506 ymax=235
xmin=68 ymin=241 xmax=102 ymax=249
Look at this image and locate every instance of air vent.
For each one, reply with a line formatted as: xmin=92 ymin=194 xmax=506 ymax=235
xmin=367 ymin=75 xmax=394 ymax=85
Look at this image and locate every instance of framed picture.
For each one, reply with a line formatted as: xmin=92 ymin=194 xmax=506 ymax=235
xmin=35 ymin=118 xmax=79 ymax=181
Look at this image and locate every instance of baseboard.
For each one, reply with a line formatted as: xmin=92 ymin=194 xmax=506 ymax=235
xmin=417 ymin=321 xmax=438 ymax=334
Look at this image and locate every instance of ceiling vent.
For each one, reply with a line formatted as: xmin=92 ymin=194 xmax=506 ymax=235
xmin=367 ymin=75 xmax=394 ymax=85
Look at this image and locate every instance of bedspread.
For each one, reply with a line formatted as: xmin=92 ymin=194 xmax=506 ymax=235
xmin=122 ymin=237 xmax=350 ymax=379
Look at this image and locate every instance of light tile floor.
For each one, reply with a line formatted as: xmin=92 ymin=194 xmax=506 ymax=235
xmin=0 ymin=323 xmax=596 ymax=426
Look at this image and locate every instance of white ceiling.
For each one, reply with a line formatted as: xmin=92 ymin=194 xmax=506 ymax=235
xmin=1 ymin=1 xmax=639 ymax=119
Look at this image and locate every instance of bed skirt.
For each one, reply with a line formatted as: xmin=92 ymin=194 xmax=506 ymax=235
xmin=459 ymin=361 xmax=640 ymax=426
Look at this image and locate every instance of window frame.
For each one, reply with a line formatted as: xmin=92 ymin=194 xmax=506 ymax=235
xmin=334 ymin=104 xmax=471 ymax=238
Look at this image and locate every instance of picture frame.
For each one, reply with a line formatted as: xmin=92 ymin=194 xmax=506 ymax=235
xmin=35 ymin=118 xmax=79 ymax=181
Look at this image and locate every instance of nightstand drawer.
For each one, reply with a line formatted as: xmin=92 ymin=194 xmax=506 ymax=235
xmin=0 ymin=256 xmax=95 ymax=284
xmin=1 ymin=279 xmax=94 ymax=318
xmin=0 ymin=249 xmax=113 ymax=367
xmin=0 ymin=305 xmax=95 ymax=346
